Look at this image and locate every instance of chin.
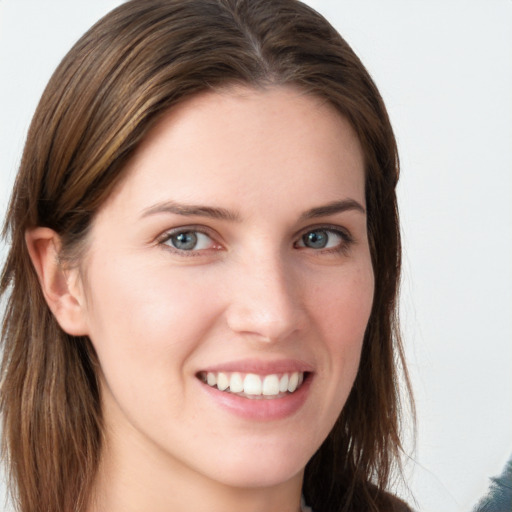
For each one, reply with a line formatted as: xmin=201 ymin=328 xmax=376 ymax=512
xmin=201 ymin=443 xmax=310 ymax=489
xmin=216 ymin=465 xmax=303 ymax=489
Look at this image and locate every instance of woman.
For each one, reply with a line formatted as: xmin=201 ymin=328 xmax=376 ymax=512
xmin=0 ymin=1 xmax=413 ymax=511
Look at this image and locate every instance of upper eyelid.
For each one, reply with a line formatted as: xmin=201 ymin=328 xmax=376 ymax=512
xmin=157 ymin=227 xmax=222 ymax=256
xmin=294 ymin=223 xmax=353 ymax=241
xmin=157 ymin=225 xmax=218 ymax=242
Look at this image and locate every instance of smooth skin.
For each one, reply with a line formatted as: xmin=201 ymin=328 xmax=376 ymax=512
xmin=26 ymin=86 xmax=375 ymax=512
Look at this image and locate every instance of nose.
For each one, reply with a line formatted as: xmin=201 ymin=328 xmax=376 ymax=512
xmin=225 ymin=253 xmax=307 ymax=344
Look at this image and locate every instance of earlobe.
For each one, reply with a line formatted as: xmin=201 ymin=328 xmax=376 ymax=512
xmin=25 ymin=227 xmax=89 ymax=336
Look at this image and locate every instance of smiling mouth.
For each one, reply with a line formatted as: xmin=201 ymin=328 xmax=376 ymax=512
xmin=198 ymin=371 xmax=307 ymax=399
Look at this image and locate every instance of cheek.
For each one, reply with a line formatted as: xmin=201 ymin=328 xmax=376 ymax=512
xmin=311 ymin=263 xmax=374 ymax=402
xmin=296 ymin=262 xmax=374 ymax=446
xmin=312 ymin=263 xmax=374 ymax=347
xmin=81 ymin=259 xmax=228 ymax=433
xmin=82 ymin=258 xmax=221 ymax=380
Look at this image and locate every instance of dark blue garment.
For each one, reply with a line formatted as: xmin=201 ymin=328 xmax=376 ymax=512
xmin=472 ymin=456 xmax=512 ymax=512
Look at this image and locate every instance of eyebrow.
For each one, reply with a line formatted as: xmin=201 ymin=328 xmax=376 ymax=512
xmin=140 ymin=198 xmax=365 ymax=222
xmin=141 ymin=201 xmax=241 ymax=221
xmin=299 ymin=199 xmax=366 ymax=220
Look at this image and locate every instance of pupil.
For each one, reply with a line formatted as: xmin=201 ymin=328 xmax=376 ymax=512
xmin=172 ymin=232 xmax=197 ymax=250
xmin=304 ymin=230 xmax=327 ymax=248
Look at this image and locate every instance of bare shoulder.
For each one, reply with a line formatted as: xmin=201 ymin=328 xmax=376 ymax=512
xmin=385 ymin=493 xmax=414 ymax=512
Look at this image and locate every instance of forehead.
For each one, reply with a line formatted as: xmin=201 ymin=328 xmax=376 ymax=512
xmin=103 ymin=85 xmax=366 ymax=217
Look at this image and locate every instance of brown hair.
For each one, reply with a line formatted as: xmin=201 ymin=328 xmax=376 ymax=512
xmin=1 ymin=1 xmax=413 ymax=511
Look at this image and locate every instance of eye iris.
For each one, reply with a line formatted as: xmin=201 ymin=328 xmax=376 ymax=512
xmin=171 ymin=232 xmax=197 ymax=250
xmin=303 ymin=230 xmax=328 ymax=249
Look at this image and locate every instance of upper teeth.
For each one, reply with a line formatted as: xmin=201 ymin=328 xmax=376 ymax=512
xmin=202 ymin=371 xmax=304 ymax=397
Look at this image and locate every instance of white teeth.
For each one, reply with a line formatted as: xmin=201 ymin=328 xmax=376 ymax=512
xmin=207 ymin=372 xmax=217 ymax=386
xmin=243 ymin=374 xmax=262 ymax=395
xmin=229 ymin=372 xmax=244 ymax=393
xmin=202 ymin=371 xmax=306 ymax=397
xmin=288 ymin=372 xmax=299 ymax=392
xmin=217 ymin=372 xmax=229 ymax=391
xmin=279 ymin=374 xmax=289 ymax=392
xmin=262 ymin=374 xmax=280 ymax=396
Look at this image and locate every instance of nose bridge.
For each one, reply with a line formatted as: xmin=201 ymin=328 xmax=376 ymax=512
xmin=226 ymin=246 xmax=304 ymax=342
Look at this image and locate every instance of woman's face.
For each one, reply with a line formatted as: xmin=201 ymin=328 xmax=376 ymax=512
xmin=77 ymin=86 xmax=374 ymax=490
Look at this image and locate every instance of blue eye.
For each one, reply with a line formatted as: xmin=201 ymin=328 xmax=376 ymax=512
xmin=163 ymin=230 xmax=214 ymax=251
xmin=296 ymin=228 xmax=349 ymax=251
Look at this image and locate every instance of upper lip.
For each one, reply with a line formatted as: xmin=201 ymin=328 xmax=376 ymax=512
xmin=198 ymin=358 xmax=314 ymax=375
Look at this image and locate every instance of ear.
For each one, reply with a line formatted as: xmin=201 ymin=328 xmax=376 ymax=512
xmin=25 ymin=227 xmax=89 ymax=336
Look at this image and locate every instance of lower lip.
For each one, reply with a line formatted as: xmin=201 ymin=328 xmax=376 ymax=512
xmin=198 ymin=374 xmax=312 ymax=421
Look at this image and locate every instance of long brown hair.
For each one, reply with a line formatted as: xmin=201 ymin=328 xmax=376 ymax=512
xmin=1 ymin=1 xmax=413 ymax=511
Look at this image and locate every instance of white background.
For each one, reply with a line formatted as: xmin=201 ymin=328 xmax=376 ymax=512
xmin=1 ymin=1 xmax=511 ymax=511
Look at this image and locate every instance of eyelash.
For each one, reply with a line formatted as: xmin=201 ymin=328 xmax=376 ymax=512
xmin=158 ymin=226 xmax=221 ymax=257
xmin=157 ymin=225 xmax=354 ymax=256
xmin=294 ymin=225 xmax=354 ymax=255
